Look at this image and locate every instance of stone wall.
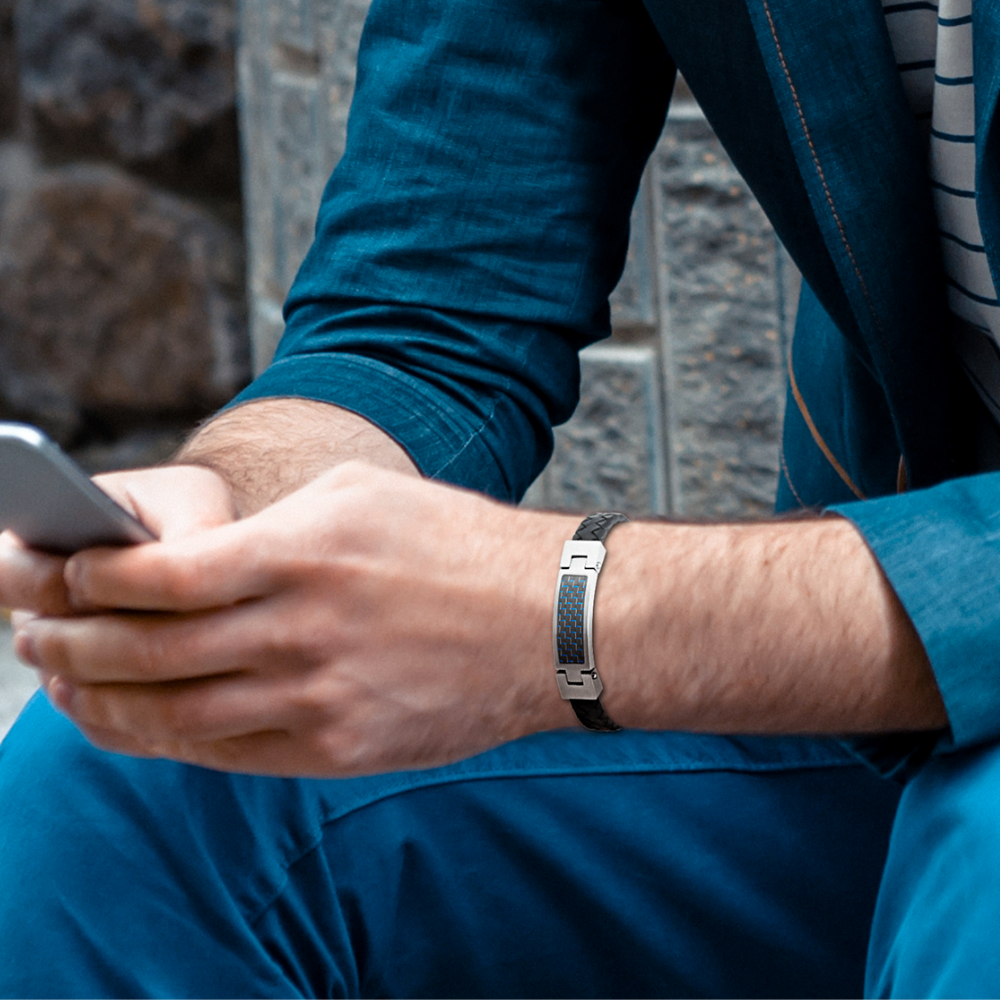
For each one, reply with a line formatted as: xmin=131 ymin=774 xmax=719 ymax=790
xmin=0 ymin=0 xmax=251 ymax=470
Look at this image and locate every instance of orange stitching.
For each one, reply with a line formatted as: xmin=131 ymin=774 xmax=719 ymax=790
xmin=788 ymin=343 xmax=866 ymax=500
xmin=778 ymin=439 xmax=809 ymax=507
xmin=896 ymin=454 xmax=908 ymax=493
xmin=760 ymin=0 xmax=897 ymax=376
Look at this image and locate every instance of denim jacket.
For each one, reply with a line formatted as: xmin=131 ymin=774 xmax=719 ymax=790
xmin=235 ymin=0 xmax=1000 ymax=773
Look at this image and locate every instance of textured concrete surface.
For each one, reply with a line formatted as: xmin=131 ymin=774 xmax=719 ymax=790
xmin=523 ymin=343 xmax=669 ymax=515
xmin=657 ymin=107 xmax=799 ymax=520
xmin=0 ymin=622 xmax=37 ymax=741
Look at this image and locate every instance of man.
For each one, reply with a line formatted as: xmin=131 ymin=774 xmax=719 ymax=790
xmin=1 ymin=0 xmax=998 ymax=995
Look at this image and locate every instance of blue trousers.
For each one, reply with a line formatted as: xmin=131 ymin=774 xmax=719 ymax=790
xmin=0 ymin=693 xmax=987 ymax=998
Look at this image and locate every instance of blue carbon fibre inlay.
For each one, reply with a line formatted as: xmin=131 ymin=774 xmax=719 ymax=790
xmin=557 ymin=574 xmax=588 ymax=664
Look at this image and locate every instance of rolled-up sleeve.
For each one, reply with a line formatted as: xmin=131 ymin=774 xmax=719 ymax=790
xmin=233 ymin=0 xmax=674 ymax=500
xmin=832 ymin=474 xmax=1000 ymax=770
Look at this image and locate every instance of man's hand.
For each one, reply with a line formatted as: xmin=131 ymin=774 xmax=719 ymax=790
xmin=0 ymin=463 xmax=239 ymax=619
xmin=9 ymin=462 xmax=580 ymax=776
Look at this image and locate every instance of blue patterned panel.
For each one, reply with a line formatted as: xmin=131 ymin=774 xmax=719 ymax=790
xmin=557 ymin=574 xmax=588 ymax=664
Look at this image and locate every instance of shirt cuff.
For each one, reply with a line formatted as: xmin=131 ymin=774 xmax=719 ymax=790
xmin=227 ymin=352 xmax=518 ymax=499
xmin=831 ymin=474 xmax=1000 ymax=764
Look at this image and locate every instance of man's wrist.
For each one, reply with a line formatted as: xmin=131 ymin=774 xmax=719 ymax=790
xmin=554 ymin=513 xmax=630 ymax=732
xmin=174 ymin=398 xmax=419 ymax=515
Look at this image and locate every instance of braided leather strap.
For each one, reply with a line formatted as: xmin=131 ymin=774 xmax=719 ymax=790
xmin=555 ymin=512 xmax=629 ymax=733
xmin=569 ymin=691 xmax=622 ymax=732
xmin=572 ymin=512 xmax=630 ymax=544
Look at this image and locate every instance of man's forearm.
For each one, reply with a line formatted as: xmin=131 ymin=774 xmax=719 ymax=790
xmin=595 ymin=516 xmax=947 ymax=734
xmin=176 ymin=397 xmax=420 ymax=515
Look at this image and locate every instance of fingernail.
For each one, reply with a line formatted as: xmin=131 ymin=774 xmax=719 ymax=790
xmin=13 ymin=629 xmax=38 ymax=667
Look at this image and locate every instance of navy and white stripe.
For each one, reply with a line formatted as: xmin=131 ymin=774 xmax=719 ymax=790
xmin=883 ymin=0 xmax=1000 ymax=343
xmin=883 ymin=0 xmax=939 ymax=121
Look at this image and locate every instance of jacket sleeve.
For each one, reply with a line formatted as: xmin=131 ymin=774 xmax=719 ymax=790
xmin=830 ymin=479 xmax=1000 ymax=772
xmin=231 ymin=0 xmax=673 ymax=501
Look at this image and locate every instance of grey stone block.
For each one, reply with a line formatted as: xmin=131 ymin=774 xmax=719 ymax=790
xmin=272 ymin=0 xmax=317 ymax=51
xmin=609 ymin=171 xmax=658 ymax=335
xmin=249 ymin=297 xmax=286 ymax=375
xmin=524 ymin=344 xmax=669 ymax=517
xmin=271 ymin=71 xmax=324 ymax=291
xmin=238 ymin=0 xmax=369 ymax=371
xmin=655 ymin=105 xmax=789 ymax=519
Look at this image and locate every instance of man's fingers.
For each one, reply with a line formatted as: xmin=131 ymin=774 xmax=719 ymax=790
xmin=50 ymin=672 xmax=306 ymax=748
xmin=63 ymin=521 xmax=273 ymax=613
xmin=120 ymin=728 xmax=347 ymax=779
xmin=61 ymin=463 xmax=396 ymax=614
xmin=0 ymin=532 xmax=74 ymax=615
xmin=94 ymin=465 xmax=238 ymax=542
xmin=1 ymin=465 xmax=241 ymax=616
xmin=71 ymin=721 xmax=161 ymax=760
xmin=15 ymin=599 xmax=291 ymax=683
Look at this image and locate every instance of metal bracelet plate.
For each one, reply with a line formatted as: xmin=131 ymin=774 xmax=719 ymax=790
xmin=553 ymin=540 xmax=606 ymax=701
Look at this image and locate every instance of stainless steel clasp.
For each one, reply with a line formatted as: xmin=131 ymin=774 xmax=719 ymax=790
xmin=553 ymin=540 xmax=607 ymax=701
xmin=559 ymin=540 xmax=606 ymax=572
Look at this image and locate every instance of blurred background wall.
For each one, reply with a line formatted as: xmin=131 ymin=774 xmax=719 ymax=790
xmin=0 ymin=0 xmax=251 ymax=471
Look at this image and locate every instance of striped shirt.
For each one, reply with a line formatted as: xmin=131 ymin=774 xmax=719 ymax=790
xmin=882 ymin=0 xmax=1000 ymax=345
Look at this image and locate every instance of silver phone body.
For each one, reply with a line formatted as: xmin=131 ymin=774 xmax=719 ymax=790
xmin=0 ymin=423 xmax=156 ymax=553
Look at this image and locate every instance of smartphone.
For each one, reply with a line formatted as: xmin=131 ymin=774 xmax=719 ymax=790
xmin=0 ymin=423 xmax=157 ymax=554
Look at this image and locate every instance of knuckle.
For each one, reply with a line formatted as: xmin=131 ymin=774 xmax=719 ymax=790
xmin=65 ymin=685 xmax=104 ymax=729
xmin=315 ymin=726 xmax=367 ymax=774
xmin=291 ymin=673 xmax=335 ymax=719
xmin=0 ymin=555 xmax=69 ymax=616
xmin=132 ymin=629 xmax=170 ymax=679
xmin=265 ymin=601 xmax=345 ymax=665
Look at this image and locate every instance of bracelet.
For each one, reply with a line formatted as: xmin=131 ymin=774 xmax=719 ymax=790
xmin=553 ymin=512 xmax=629 ymax=732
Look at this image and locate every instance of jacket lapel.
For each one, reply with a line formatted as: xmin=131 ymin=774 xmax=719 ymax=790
xmin=743 ymin=0 xmax=954 ymax=486
xmin=975 ymin=0 xmax=1000 ymax=288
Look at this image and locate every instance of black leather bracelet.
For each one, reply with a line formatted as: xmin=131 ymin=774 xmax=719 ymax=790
xmin=553 ymin=512 xmax=629 ymax=732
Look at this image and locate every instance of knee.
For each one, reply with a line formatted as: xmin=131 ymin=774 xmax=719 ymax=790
xmin=1 ymin=692 xmax=170 ymax=824
xmin=0 ymin=694 xmax=185 ymax=874
xmin=0 ymin=693 xmax=299 ymax=897
xmin=903 ymin=741 xmax=1000 ymax=862
xmin=868 ymin=741 xmax=1000 ymax=997
xmin=0 ymin=696 xmax=332 ymax=998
